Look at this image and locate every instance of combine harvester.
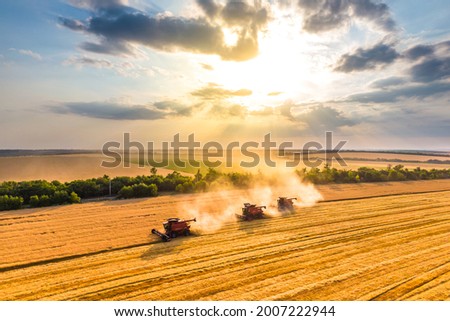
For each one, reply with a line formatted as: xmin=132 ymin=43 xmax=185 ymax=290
xmin=236 ymin=203 xmax=267 ymax=221
xmin=152 ymin=218 xmax=196 ymax=242
xmin=277 ymin=197 xmax=297 ymax=213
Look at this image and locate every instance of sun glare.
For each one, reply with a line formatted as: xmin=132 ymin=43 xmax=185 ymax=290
xmin=206 ymin=9 xmax=336 ymax=110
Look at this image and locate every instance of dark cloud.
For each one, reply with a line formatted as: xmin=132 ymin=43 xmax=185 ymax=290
xmin=404 ymin=40 xmax=450 ymax=60
xmin=61 ymin=0 xmax=268 ymax=61
xmin=370 ymin=77 xmax=406 ymax=89
xmin=404 ymin=44 xmax=435 ymax=60
xmin=191 ymin=83 xmax=252 ymax=100
xmin=67 ymin=0 xmax=131 ymax=15
xmin=297 ymin=0 xmax=396 ymax=33
xmin=79 ymin=40 xmax=134 ymax=55
xmin=51 ymin=102 xmax=167 ymax=120
xmin=334 ymin=42 xmax=400 ymax=72
xmin=84 ymin=14 xmax=225 ymax=54
xmin=347 ymin=82 xmax=450 ymax=103
xmin=196 ymin=0 xmax=268 ymax=27
xmin=196 ymin=0 xmax=221 ymax=19
xmin=221 ymin=1 xmax=268 ymax=27
xmin=58 ymin=17 xmax=86 ymax=31
xmin=410 ymin=57 xmax=450 ymax=83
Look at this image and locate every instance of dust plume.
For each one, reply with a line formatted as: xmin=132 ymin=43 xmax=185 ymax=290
xmin=181 ymin=170 xmax=323 ymax=234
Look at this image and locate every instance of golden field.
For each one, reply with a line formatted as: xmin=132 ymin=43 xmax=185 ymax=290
xmin=1 ymin=180 xmax=449 ymax=300
xmin=0 ymin=154 xmax=176 ymax=182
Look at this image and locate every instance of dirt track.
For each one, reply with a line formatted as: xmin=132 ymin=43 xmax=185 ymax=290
xmin=1 ymin=180 xmax=449 ymax=300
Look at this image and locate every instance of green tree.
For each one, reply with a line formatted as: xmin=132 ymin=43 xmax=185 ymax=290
xmin=70 ymin=192 xmax=81 ymax=204
xmin=29 ymin=195 xmax=40 ymax=208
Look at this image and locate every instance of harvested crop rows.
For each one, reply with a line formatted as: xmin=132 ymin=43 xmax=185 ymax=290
xmin=1 ymin=181 xmax=450 ymax=300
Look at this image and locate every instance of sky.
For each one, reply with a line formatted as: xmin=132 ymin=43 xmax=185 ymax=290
xmin=0 ymin=0 xmax=449 ymax=150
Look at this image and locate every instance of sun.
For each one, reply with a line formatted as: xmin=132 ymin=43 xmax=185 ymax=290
xmin=205 ymin=11 xmax=331 ymax=109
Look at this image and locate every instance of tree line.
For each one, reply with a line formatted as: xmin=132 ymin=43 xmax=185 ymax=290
xmin=0 ymin=165 xmax=449 ymax=211
xmin=298 ymin=165 xmax=450 ymax=184
xmin=0 ymin=168 xmax=251 ymax=210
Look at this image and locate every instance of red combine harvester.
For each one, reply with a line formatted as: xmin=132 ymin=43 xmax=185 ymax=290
xmin=151 ymin=218 xmax=196 ymax=242
xmin=236 ymin=203 xmax=267 ymax=221
xmin=277 ymin=197 xmax=297 ymax=213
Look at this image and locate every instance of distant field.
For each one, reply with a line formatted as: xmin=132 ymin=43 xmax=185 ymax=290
xmin=0 ymin=154 xmax=175 ymax=182
xmin=0 ymin=151 xmax=449 ymax=182
xmin=1 ymin=180 xmax=449 ymax=300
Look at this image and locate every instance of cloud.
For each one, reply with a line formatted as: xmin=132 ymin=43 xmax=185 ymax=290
xmin=221 ymin=1 xmax=268 ymax=27
xmin=196 ymin=0 xmax=269 ymax=27
xmin=49 ymin=98 xmax=200 ymax=121
xmin=347 ymin=82 xmax=450 ymax=103
xmin=200 ymin=63 xmax=214 ymax=70
xmin=277 ymin=103 xmax=357 ymax=135
xmin=359 ymin=106 xmax=450 ymax=138
xmin=63 ymin=55 xmax=156 ymax=77
xmin=410 ymin=57 xmax=450 ymax=83
xmin=191 ymin=83 xmax=252 ymax=100
xmin=9 ymin=48 xmax=42 ymax=60
xmin=400 ymin=40 xmax=450 ymax=83
xmin=64 ymin=55 xmax=113 ymax=68
xmin=196 ymin=0 xmax=221 ymax=19
xmin=297 ymin=0 xmax=396 ymax=33
xmin=404 ymin=40 xmax=450 ymax=60
xmin=153 ymin=100 xmax=195 ymax=117
xmin=58 ymin=17 xmax=86 ymax=31
xmin=208 ymin=103 xmax=247 ymax=118
xmin=294 ymin=105 xmax=356 ymax=130
xmin=334 ymin=42 xmax=400 ymax=72
xmin=370 ymin=77 xmax=406 ymax=89
xmin=79 ymin=40 xmax=135 ymax=56
xmin=51 ymin=101 xmax=167 ymax=120
xmin=268 ymin=91 xmax=283 ymax=96
xmin=66 ymin=0 xmax=131 ymax=15
xmin=404 ymin=44 xmax=435 ymax=60
xmin=61 ymin=0 xmax=269 ymax=61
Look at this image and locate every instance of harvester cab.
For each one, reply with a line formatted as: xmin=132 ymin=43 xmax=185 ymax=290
xmin=237 ymin=203 xmax=267 ymax=221
xmin=152 ymin=217 xmax=196 ymax=242
xmin=277 ymin=197 xmax=297 ymax=213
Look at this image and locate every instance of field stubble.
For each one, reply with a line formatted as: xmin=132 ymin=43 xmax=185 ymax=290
xmin=0 ymin=180 xmax=449 ymax=300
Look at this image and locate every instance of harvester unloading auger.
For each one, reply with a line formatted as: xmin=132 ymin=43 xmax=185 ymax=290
xmin=236 ymin=203 xmax=267 ymax=221
xmin=277 ymin=197 xmax=297 ymax=213
xmin=151 ymin=218 xmax=196 ymax=242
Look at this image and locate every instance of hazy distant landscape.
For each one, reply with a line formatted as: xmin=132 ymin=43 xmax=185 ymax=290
xmin=1 ymin=149 xmax=450 ymax=182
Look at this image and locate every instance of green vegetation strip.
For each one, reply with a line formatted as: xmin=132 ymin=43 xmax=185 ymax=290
xmin=0 ymin=165 xmax=449 ymax=211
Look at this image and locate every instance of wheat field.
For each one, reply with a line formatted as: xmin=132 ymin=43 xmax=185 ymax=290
xmin=1 ymin=181 xmax=449 ymax=300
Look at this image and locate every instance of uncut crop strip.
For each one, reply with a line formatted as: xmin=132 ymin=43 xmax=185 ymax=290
xmin=0 ymin=190 xmax=449 ymax=301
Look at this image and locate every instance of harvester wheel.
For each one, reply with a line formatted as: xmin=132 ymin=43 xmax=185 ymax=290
xmin=184 ymin=229 xmax=190 ymax=236
xmin=171 ymin=232 xmax=177 ymax=238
